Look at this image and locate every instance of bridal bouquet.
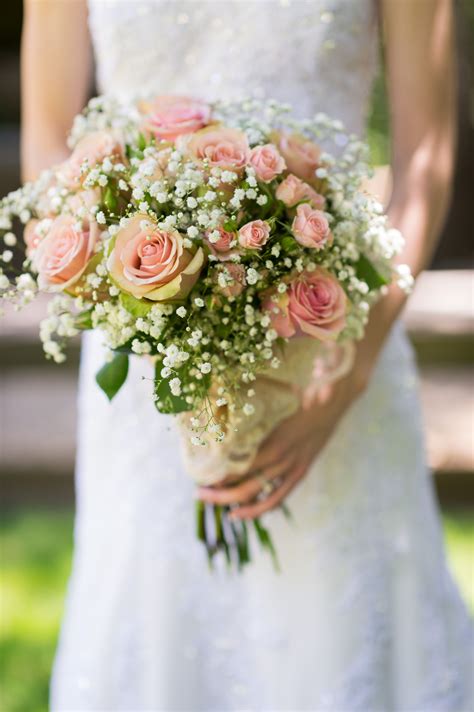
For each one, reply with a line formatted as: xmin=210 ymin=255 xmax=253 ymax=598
xmin=0 ymin=95 xmax=411 ymax=569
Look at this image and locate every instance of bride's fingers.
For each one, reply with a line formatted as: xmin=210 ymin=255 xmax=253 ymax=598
xmin=248 ymin=425 xmax=296 ymax=473
xmin=196 ymin=454 xmax=296 ymax=506
xmin=248 ymin=406 xmax=318 ymax=474
xmin=228 ymin=460 xmax=308 ymax=520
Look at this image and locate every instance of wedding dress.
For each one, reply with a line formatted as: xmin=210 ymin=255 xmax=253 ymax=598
xmin=51 ymin=2 xmax=473 ymax=710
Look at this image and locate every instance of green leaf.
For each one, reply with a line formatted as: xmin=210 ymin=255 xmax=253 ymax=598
xmin=222 ymin=217 xmax=238 ymax=232
xmin=215 ymin=321 xmax=233 ymax=339
xmin=103 ymin=186 xmax=117 ymax=213
xmin=153 ymin=362 xmax=191 ymax=414
xmin=196 ymin=500 xmax=206 ymax=542
xmin=95 ymin=353 xmax=129 ymax=401
xmin=355 ymin=254 xmax=390 ymax=290
xmin=74 ymin=309 xmax=93 ymax=330
xmin=239 ymin=519 xmax=250 ymax=565
xmin=214 ymin=505 xmax=223 ymax=543
xmin=119 ymin=291 xmax=153 ymax=318
xmin=217 ymin=507 xmax=232 ymax=567
xmin=137 ymin=132 xmax=147 ymax=151
xmin=279 ymin=235 xmax=298 ymax=252
xmin=254 ymin=518 xmax=280 ymax=572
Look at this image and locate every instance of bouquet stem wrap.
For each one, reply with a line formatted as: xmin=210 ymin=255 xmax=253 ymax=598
xmin=178 ymin=338 xmax=355 ymax=486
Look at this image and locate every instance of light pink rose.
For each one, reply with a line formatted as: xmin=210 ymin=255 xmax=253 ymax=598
xmin=262 ymin=268 xmax=347 ymax=341
xmin=216 ymin=263 xmax=246 ymax=298
xmin=204 ymin=226 xmax=238 ymax=261
xmin=180 ymin=126 xmax=250 ymax=171
xmin=276 ymin=174 xmax=325 ymax=209
xmin=249 ymin=143 xmax=286 ymax=183
xmin=238 ymin=220 xmax=270 ymax=250
xmin=291 ymin=204 xmax=332 ymax=249
xmin=61 ymin=131 xmax=125 ymax=187
xmin=140 ymin=96 xmax=211 ymax=141
xmin=261 ymin=291 xmax=295 ymax=339
xmin=275 ymin=132 xmax=321 ymax=183
xmin=108 ymin=213 xmax=204 ymax=302
xmin=32 ymin=215 xmax=100 ymax=292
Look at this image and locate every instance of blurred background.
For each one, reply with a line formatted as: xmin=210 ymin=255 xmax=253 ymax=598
xmin=0 ymin=2 xmax=473 ymax=710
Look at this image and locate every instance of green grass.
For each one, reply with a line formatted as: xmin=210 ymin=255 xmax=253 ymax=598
xmin=0 ymin=510 xmax=72 ymax=712
xmin=0 ymin=507 xmax=472 ymax=712
xmin=443 ymin=511 xmax=474 ymax=612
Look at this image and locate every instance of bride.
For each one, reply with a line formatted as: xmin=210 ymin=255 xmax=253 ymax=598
xmin=21 ymin=1 xmax=472 ymax=710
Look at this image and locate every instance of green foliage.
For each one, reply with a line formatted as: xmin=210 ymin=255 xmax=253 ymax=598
xmin=222 ymin=217 xmax=238 ymax=233
xmin=443 ymin=512 xmax=474 ymax=608
xmin=355 ymin=254 xmax=390 ymax=290
xmin=74 ymin=309 xmax=93 ymax=330
xmin=0 ymin=509 xmax=73 ymax=712
xmin=103 ymin=185 xmax=118 ymax=213
xmin=95 ymin=352 xmax=129 ymax=401
xmin=153 ymin=361 xmax=192 ymax=414
xmin=119 ymin=291 xmax=153 ymax=318
xmin=253 ymin=518 xmax=280 ymax=572
xmin=279 ymin=235 xmax=299 ymax=253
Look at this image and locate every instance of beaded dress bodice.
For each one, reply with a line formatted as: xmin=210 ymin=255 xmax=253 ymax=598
xmin=88 ymin=0 xmax=378 ymax=136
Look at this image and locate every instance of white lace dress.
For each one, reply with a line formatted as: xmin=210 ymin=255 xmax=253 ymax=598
xmin=50 ymin=2 xmax=473 ymax=710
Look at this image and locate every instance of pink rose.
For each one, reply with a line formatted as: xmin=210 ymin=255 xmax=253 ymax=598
xmin=108 ymin=213 xmax=204 ymax=302
xmin=61 ymin=131 xmax=125 ymax=187
xmin=291 ymin=204 xmax=332 ymax=249
xmin=262 ymin=268 xmax=346 ymax=341
xmin=180 ymin=126 xmax=250 ymax=171
xmin=249 ymin=144 xmax=286 ymax=183
xmin=32 ymin=215 xmax=100 ymax=292
xmin=238 ymin=220 xmax=270 ymax=250
xmin=140 ymin=95 xmax=211 ymax=141
xmin=215 ymin=263 xmax=246 ymax=298
xmin=275 ymin=132 xmax=321 ymax=183
xmin=204 ymin=226 xmax=238 ymax=261
xmin=261 ymin=291 xmax=295 ymax=339
xmin=276 ymin=174 xmax=325 ymax=209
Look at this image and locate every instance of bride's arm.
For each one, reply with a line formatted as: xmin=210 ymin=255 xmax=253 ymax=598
xmin=21 ymin=0 xmax=92 ymax=181
xmin=352 ymin=0 xmax=457 ymax=390
xmin=197 ymin=0 xmax=457 ymax=518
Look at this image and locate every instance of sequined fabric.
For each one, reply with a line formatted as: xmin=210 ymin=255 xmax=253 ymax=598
xmin=50 ymin=2 xmax=473 ymax=709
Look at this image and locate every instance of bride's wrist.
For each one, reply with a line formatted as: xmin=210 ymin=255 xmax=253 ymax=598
xmin=350 ymin=283 xmax=409 ymax=390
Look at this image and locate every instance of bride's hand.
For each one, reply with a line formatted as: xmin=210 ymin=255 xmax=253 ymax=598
xmin=196 ymin=365 xmax=369 ymax=520
xmin=197 ymin=280 xmax=411 ymax=520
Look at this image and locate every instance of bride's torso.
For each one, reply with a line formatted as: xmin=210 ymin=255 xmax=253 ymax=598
xmin=87 ymin=0 xmax=378 ymax=137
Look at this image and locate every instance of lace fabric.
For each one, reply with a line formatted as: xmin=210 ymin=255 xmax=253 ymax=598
xmin=87 ymin=0 xmax=378 ymax=135
xmin=50 ymin=1 xmax=473 ymax=709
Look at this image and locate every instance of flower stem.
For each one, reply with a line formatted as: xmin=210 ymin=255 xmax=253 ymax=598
xmin=253 ymin=517 xmax=280 ymax=573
